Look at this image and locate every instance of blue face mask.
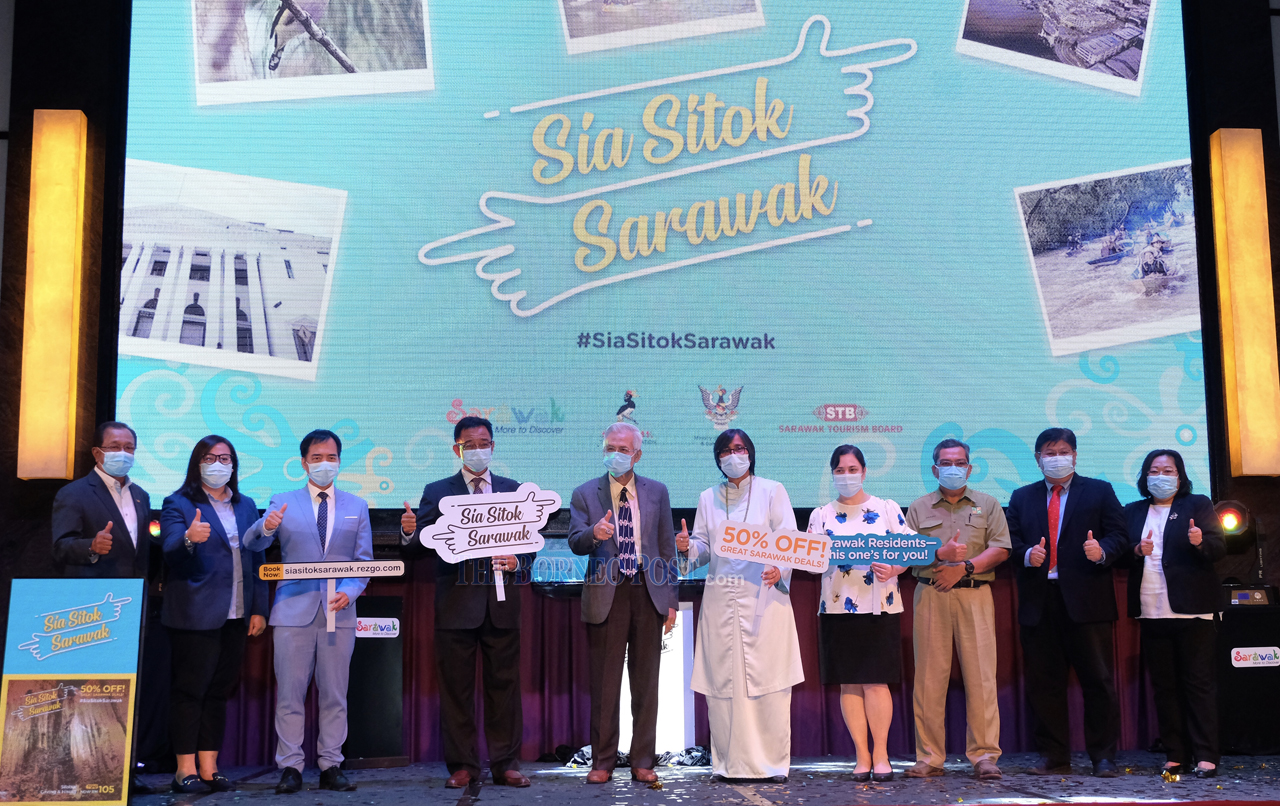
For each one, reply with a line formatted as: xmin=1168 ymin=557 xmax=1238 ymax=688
xmin=832 ymin=473 xmax=863 ymax=497
xmin=306 ymin=461 xmax=340 ymax=488
xmin=462 ymin=448 xmax=492 ymax=474
xmin=100 ymin=451 xmax=134 ymax=478
xmin=1146 ymin=474 xmax=1179 ymax=500
xmin=603 ymin=451 xmax=633 ymax=478
xmin=936 ymin=465 xmax=969 ymax=491
xmin=719 ymin=453 xmax=751 ymax=479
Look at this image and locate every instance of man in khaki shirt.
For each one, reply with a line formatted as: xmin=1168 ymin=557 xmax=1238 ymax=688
xmin=904 ymin=438 xmax=1011 ymax=781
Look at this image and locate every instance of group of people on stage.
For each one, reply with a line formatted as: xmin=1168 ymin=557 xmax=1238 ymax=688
xmin=50 ymin=417 xmax=1225 ymax=794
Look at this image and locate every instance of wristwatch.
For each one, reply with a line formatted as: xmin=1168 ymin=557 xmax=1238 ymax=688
xmin=963 ymin=560 xmax=975 ymax=577
xmin=184 ymin=536 xmax=195 ymax=552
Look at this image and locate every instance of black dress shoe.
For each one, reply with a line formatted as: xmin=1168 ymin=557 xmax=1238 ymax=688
xmin=200 ymin=773 xmax=235 ymax=792
xmin=1194 ymin=766 xmax=1218 ymax=779
xmin=1026 ymin=757 xmax=1072 ymax=776
xmin=852 ymin=770 xmax=872 ymax=782
xmin=276 ymin=767 xmax=303 ymax=794
xmin=130 ymin=775 xmax=155 ymax=795
xmin=171 ymin=774 xmax=207 ymax=794
xmin=767 ymin=775 xmax=788 ymax=783
xmin=1160 ymin=764 xmax=1185 ymax=777
xmin=709 ymin=774 xmax=727 ymax=783
xmin=319 ymin=767 xmax=356 ymax=792
xmin=1093 ymin=759 xmax=1119 ymax=778
xmin=871 ymin=770 xmax=895 ymax=782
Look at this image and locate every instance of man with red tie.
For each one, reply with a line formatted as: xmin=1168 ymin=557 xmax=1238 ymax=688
xmin=1007 ymin=428 xmax=1128 ymax=778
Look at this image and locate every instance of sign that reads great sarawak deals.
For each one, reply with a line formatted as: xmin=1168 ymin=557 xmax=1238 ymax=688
xmin=0 ymin=579 xmax=145 ymax=805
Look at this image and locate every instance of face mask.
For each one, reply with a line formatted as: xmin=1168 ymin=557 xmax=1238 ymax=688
xmin=100 ymin=451 xmax=134 ymax=478
xmin=1040 ymin=454 xmax=1075 ymax=478
xmin=833 ymin=473 xmax=863 ymax=497
xmin=936 ymin=465 xmax=969 ymax=491
xmin=201 ymin=462 xmax=234 ymax=489
xmin=462 ymin=448 xmax=492 ymax=474
xmin=603 ymin=451 xmax=633 ymax=477
xmin=306 ymin=461 xmax=340 ymax=488
xmin=719 ymin=453 xmax=751 ymax=479
xmin=1147 ymin=474 xmax=1179 ymax=500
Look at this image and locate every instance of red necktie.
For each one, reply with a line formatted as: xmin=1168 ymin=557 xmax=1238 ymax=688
xmin=1048 ymin=484 xmax=1063 ymax=572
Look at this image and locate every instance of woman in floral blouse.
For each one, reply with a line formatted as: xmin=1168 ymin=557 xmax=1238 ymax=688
xmin=807 ymin=445 xmax=908 ymax=782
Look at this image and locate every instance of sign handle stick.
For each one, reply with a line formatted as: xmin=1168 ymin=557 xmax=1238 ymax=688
xmin=326 ymin=578 xmax=336 ymax=633
xmin=495 ymin=569 xmax=506 ymax=602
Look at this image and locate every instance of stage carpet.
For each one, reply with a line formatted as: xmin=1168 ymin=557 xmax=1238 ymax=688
xmin=134 ymin=752 xmax=1280 ymax=804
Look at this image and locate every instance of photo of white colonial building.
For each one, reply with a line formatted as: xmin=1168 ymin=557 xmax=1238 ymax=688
xmin=119 ymin=160 xmax=346 ymax=381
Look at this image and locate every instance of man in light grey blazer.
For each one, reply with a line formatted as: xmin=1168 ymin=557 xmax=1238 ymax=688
xmin=567 ymin=422 xmax=678 ymax=784
xmin=243 ymin=429 xmax=372 ymax=794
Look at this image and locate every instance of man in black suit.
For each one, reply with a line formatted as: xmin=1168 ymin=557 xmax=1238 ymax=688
xmin=50 ymin=421 xmax=158 ymax=795
xmin=400 ymin=416 xmax=531 ymax=789
xmin=52 ymin=421 xmax=155 ymax=579
xmin=567 ymin=422 xmax=677 ymax=785
xmin=1007 ymin=427 xmax=1127 ymax=778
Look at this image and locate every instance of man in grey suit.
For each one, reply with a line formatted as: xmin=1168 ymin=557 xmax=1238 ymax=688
xmin=567 ymin=422 xmax=678 ymax=784
xmin=243 ymin=429 xmax=372 ymax=795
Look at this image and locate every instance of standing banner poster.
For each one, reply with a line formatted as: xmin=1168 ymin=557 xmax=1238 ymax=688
xmin=0 ymin=579 xmax=145 ymax=805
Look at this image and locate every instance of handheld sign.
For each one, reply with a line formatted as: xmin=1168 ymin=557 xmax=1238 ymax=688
xmin=419 ymin=482 xmax=561 ymax=601
xmin=259 ymin=560 xmax=404 ymax=632
xmin=713 ymin=520 xmax=831 ymax=574
xmin=827 ymin=532 xmax=944 ymax=565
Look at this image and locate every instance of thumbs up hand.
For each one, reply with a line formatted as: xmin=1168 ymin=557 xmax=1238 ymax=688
xmin=1083 ymin=529 xmax=1102 ymax=562
xmin=186 ymin=510 xmax=211 ymax=544
xmin=1188 ymin=518 xmax=1203 ymax=547
xmin=264 ymin=502 xmax=288 ymax=533
xmin=1139 ymin=529 xmax=1154 ymax=557
xmin=593 ymin=509 xmax=615 ymax=542
xmin=91 ymin=522 xmax=114 ymax=555
xmin=400 ymin=502 xmax=417 ymax=535
xmin=676 ymin=518 xmax=689 ymax=554
xmin=936 ymin=530 xmax=968 ymax=563
xmin=1029 ymin=537 xmax=1047 ymax=568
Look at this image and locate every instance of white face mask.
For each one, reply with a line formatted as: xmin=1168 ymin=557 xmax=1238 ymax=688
xmin=306 ymin=461 xmax=340 ymax=487
xmin=719 ymin=453 xmax=751 ymax=479
xmin=1040 ymin=454 xmax=1075 ymax=479
xmin=833 ymin=473 xmax=863 ymax=497
xmin=200 ymin=462 xmax=234 ymax=489
xmin=462 ymin=447 xmax=492 ymax=474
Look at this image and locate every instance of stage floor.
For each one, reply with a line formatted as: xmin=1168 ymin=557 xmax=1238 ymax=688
xmin=136 ymin=752 xmax=1280 ymax=804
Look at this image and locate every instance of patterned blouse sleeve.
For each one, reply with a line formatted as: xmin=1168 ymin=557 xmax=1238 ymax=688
xmin=885 ymin=499 xmax=909 ymax=534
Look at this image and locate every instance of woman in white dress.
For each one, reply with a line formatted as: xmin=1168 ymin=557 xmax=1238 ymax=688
xmin=807 ymin=445 xmax=907 ymax=782
xmin=677 ymin=429 xmax=803 ymax=782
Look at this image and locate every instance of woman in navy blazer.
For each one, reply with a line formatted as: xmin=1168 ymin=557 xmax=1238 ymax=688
xmin=160 ymin=435 xmax=268 ymax=794
xmin=1124 ymin=449 xmax=1225 ymax=779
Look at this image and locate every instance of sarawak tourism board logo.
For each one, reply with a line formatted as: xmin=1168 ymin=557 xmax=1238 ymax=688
xmin=1231 ymin=646 xmax=1280 ymax=668
xmin=446 ymin=397 xmax=567 ymax=435
xmin=699 ymin=385 xmax=743 ymax=431
xmin=776 ymin=403 xmax=903 ymax=435
xmin=17 ymin=593 xmax=133 ymax=661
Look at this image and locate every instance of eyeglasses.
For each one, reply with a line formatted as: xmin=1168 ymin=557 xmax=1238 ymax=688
xmin=201 ymin=454 xmax=233 ymax=465
xmin=1147 ymin=468 xmax=1179 ymax=476
xmin=935 ymin=461 xmax=969 ymax=468
xmin=604 ymin=446 xmax=636 ymax=456
xmin=457 ymin=440 xmax=494 ymax=451
xmin=717 ymin=446 xmax=750 ymax=457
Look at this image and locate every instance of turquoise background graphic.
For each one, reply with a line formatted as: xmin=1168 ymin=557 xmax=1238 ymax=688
xmin=120 ymin=1 xmax=1207 ymax=509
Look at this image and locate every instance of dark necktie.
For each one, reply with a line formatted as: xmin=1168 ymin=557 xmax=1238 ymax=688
xmin=1048 ymin=484 xmax=1062 ymax=573
xmin=617 ymin=486 xmax=637 ymax=577
xmin=317 ymin=491 xmax=329 ymax=554
xmin=471 ymin=477 xmax=484 ymax=494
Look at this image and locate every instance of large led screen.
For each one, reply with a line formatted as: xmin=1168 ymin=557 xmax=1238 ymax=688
xmin=120 ymin=0 xmax=1209 ymax=510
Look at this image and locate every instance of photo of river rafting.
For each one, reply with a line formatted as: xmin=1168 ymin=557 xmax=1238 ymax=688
xmin=1016 ymin=161 xmax=1200 ymax=354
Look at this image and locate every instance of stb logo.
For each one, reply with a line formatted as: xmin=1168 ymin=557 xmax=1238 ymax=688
xmin=700 ymin=385 xmax=743 ymax=431
xmin=814 ymin=404 xmax=868 ymax=422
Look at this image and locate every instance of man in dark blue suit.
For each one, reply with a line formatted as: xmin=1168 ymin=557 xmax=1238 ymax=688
xmin=1007 ymin=427 xmax=1127 ymax=778
xmin=50 ymin=421 xmax=159 ymax=795
xmin=400 ymin=416 xmax=531 ymax=789
xmin=52 ymin=421 xmax=156 ymax=579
